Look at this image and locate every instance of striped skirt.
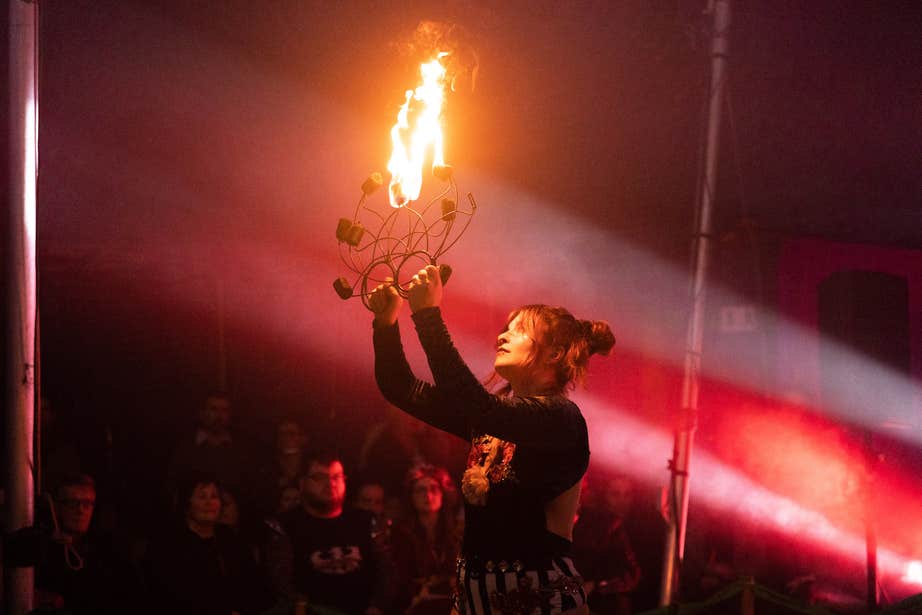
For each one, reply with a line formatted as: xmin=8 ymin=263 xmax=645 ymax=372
xmin=454 ymin=556 xmax=587 ymax=615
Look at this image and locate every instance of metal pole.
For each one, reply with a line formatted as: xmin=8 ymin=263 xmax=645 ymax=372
xmin=659 ymin=0 xmax=731 ymax=606
xmin=5 ymin=1 xmax=39 ymax=614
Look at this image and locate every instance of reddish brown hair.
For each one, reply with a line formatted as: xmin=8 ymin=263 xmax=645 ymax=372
xmin=505 ymin=304 xmax=616 ymax=393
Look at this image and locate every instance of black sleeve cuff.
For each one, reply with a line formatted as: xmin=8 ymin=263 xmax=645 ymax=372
xmin=410 ymin=306 xmax=443 ymax=330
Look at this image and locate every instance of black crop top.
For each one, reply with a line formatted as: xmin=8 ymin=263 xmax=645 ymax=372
xmin=373 ymin=307 xmax=590 ymax=562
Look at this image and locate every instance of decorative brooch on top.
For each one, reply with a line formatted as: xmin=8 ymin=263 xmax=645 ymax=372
xmin=461 ymin=434 xmax=517 ymax=506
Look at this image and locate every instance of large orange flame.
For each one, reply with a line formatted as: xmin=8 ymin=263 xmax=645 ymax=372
xmin=387 ymin=54 xmax=449 ymax=208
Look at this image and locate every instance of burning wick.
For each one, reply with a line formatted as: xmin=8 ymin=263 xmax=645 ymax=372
xmin=387 ymin=53 xmax=452 ymax=208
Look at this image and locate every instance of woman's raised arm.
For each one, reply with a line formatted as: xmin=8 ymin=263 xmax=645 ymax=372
xmin=369 ymin=277 xmax=469 ymax=440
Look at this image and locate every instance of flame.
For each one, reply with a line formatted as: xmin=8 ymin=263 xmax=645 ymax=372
xmin=387 ymin=54 xmax=449 ymax=208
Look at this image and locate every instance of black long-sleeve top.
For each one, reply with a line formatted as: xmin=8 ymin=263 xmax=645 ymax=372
xmin=373 ymin=307 xmax=590 ymax=563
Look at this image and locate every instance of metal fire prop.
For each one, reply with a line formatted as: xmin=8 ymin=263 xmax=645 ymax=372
xmin=333 ymin=170 xmax=477 ymax=308
xmin=334 ymin=23 xmax=479 ymax=308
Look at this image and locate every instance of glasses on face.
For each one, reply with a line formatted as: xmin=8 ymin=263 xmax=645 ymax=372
xmin=59 ymin=498 xmax=95 ymax=510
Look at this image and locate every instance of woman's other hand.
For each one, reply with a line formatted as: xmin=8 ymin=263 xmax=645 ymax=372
xmin=407 ymin=265 xmax=443 ymax=313
xmin=369 ymin=278 xmax=403 ymax=326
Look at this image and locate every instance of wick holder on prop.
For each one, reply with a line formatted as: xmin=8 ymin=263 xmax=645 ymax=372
xmin=333 ymin=167 xmax=477 ymax=308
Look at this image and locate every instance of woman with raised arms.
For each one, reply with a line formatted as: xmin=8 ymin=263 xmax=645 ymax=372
xmin=369 ymin=265 xmax=615 ymax=615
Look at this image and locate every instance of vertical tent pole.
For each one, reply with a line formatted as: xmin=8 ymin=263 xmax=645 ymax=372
xmin=659 ymin=0 xmax=731 ymax=606
xmin=4 ymin=1 xmax=39 ymax=614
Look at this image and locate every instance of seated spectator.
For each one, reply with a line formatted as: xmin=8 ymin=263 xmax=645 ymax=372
xmin=219 ymin=487 xmax=242 ymax=532
xmin=267 ymin=449 xmax=393 ymax=615
xmin=572 ymin=472 xmax=642 ymax=615
xmin=32 ymin=473 xmax=130 ymax=615
xmin=256 ymin=418 xmax=310 ymax=517
xmin=40 ymin=397 xmax=83 ymax=501
xmin=352 ymin=481 xmax=385 ymax=518
xmin=146 ymin=474 xmax=268 ymax=615
xmin=278 ymin=485 xmax=302 ymax=515
xmin=166 ymin=393 xmax=249 ymax=498
xmin=357 ymin=404 xmax=466 ymax=499
xmin=274 ymin=419 xmax=309 ymax=490
xmin=259 ymin=485 xmax=303 ymax=615
xmin=351 ymin=478 xmax=392 ymax=547
xmin=390 ymin=465 xmax=460 ymax=615
xmin=219 ymin=485 xmax=269 ymax=568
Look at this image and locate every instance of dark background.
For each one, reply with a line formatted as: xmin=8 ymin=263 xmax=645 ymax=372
xmin=3 ymin=0 xmax=921 ymax=605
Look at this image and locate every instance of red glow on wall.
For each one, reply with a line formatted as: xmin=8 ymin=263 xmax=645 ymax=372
xmin=581 ymin=375 xmax=922 ymax=595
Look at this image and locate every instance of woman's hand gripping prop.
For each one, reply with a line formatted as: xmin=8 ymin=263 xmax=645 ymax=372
xmin=369 ymin=278 xmax=404 ymax=328
xmin=407 ymin=265 xmax=444 ymax=314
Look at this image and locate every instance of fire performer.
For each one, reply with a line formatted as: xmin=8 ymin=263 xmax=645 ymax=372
xmin=369 ymin=265 xmax=615 ymax=615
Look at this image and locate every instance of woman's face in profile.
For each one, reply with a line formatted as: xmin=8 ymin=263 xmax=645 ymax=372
xmin=494 ymin=313 xmax=537 ymax=378
xmin=187 ymin=483 xmax=222 ymax=525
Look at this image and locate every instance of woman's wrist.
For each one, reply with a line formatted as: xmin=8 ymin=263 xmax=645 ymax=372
xmin=373 ymin=314 xmax=398 ymax=329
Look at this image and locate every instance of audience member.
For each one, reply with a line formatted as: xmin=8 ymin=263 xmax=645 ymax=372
xmin=40 ymin=396 xmax=120 ymax=533
xmin=259 ymin=484 xmax=303 ymax=615
xmin=268 ymin=450 xmax=393 ymax=615
xmin=278 ymin=485 xmax=302 ymax=515
xmin=166 ymin=393 xmax=249 ymax=497
xmin=275 ymin=420 xmax=310 ymax=488
xmin=352 ymin=481 xmax=385 ymax=517
xmin=390 ymin=464 xmax=460 ymax=615
xmin=351 ymin=478 xmax=393 ymax=549
xmin=219 ymin=487 xmax=242 ymax=531
xmin=40 ymin=397 xmax=83 ymax=497
xmin=255 ymin=418 xmax=310 ymax=517
xmin=357 ymin=404 xmax=466 ymax=499
xmin=572 ymin=473 xmax=642 ymax=615
xmin=219 ymin=485 xmax=268 ymax=567
xmin=33 ymin=473 xmax=130 ymax=615
xmin=145 ymin=474 xmax=269 ymax=615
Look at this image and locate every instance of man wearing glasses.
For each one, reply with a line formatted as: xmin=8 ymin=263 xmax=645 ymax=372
xmin=54 ymin=475 xmax=97 ymax=537
xmin=32 ymin=473 xmax=128 ymax=614
xmin=270 ymin=450 xmax=393 ymax=615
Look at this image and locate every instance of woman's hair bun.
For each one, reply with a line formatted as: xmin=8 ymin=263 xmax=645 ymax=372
xmin=583 ymin=320 xmax=616 ymax=356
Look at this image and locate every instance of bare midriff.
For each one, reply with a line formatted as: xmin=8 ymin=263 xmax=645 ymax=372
xmin=544 ymin=480 xmax=582 ymax=541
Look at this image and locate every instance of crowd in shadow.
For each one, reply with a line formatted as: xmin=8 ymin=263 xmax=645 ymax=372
xmin=2 ymin=391 xmax=724 ymax=615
